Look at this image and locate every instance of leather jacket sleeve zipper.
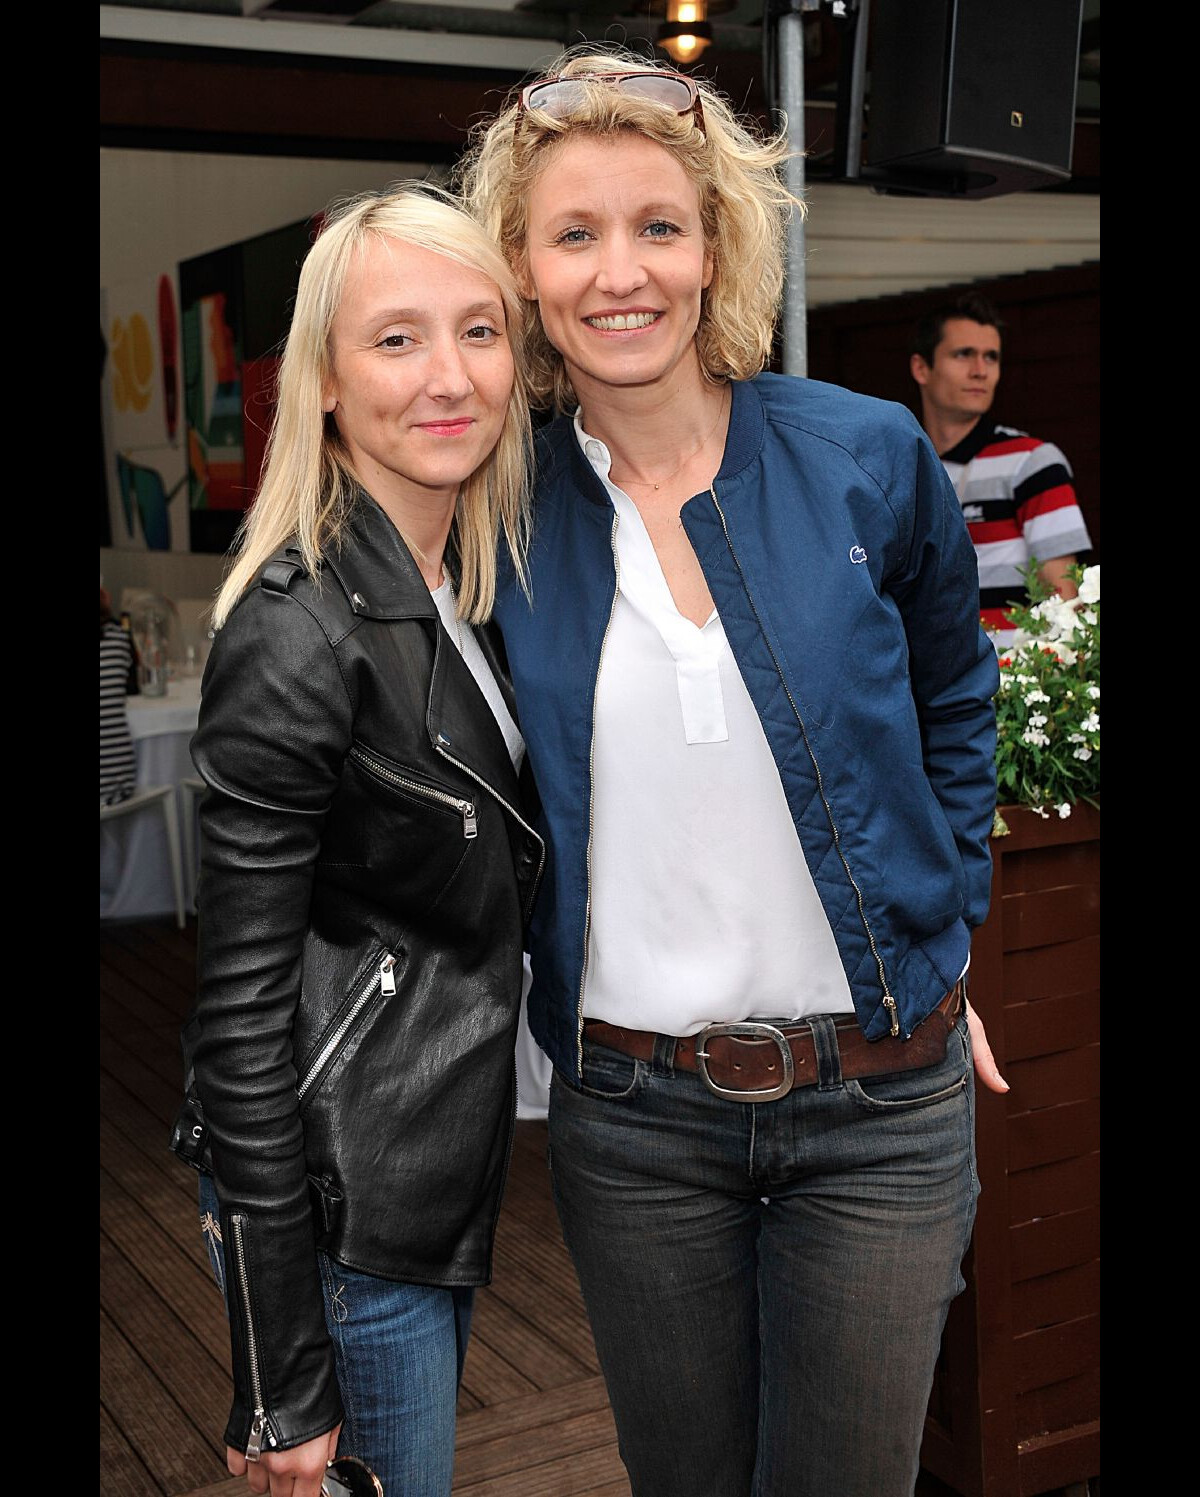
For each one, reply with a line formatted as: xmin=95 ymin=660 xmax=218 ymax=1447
xmin=297 ymin=952 xmax=398 ymax=1104
xmin=574 ymin=510 xmax=622 ymax=1073
xmin=708 ymin=484 xmax=900 ymax=1037
xmin=351 ymin=746 xmax=477 ymax=838
xmin=230 ymin=1214 xmax=276 ymax=1461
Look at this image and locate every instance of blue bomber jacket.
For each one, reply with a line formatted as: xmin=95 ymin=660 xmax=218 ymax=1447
xmin=493 ymin=372 xmax=1000 ymax=1080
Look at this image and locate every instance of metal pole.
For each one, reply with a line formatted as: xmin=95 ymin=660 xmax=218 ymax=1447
xmin=842 ymin=0 xmax=870 ymax=181
xmin=778 ymin=8 xmax=808 ymax=376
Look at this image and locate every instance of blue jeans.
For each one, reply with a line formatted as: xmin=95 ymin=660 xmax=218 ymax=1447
xmin=548 ymin=1010 xmax=979 ymax=1497
xmin=198 ymin=1174 xmax=473 ymax=1497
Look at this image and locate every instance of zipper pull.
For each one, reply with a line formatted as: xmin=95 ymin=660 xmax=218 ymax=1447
xmin=461 ymin=802 xmax=478 ymax=839
xmin=883 ymin=994 xmax=900 ymax=1037
xmin=379 ymin=954 xmax=397 ymax=997
xmin=246 ymin=1409 xmax=267 ymax=1461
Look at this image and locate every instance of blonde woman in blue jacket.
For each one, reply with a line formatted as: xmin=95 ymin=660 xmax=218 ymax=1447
xmin=460 ymin=45 xmax=1007 ymax=1497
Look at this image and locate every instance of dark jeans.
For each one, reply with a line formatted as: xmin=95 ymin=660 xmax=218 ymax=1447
xmin=548 ymin=1011 xmax=979 ymax=1497
xmin=199 ymin=1173 xmax=473 ymax=1497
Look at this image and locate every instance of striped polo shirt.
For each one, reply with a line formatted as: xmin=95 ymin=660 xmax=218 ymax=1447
xmin=939 ymin=418 xmax=1092 ymax=644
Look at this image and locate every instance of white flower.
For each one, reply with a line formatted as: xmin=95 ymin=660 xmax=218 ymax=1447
xmin=1024 ymin=690 xmax=1051 ymax=706
xmin=1028 ymin=713 xmax=1048 ymax=729
xmin=1080 ymin=609 xmax=1097 ymax=626
xmin=1068 ymin=732 xmax=1087 ymax=743
xmin=1031 ymin=804 xmax=1050 ymax=819
xmin=1073 ymin=746 xmax=1093 ymax=761
xmin=1081 ymin=711 xmax=1100 ymax=733
xmin=1087 ymin=686 xmax=1100 ymax=700
xmin=1076 ymin=565 xmax=1100 ymax=604
xmin=1045 ymin=608 xmax=1079 ymax=642
xmin=1055 ymin=642 xmax=1078 ymax=666
xmin=1025 ymin=596 xmax=1080 ymax=643
xmin=1023 ymin=727 xmax=1050 ymax=747
xmin=1057 ymin=804 xmax=1072 ymax=819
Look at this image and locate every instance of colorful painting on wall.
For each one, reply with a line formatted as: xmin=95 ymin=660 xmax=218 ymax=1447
xmin=181 ymin=218 xmax=316 ymax=555
xmin=100 ymin=275 xmax=187 ymax=551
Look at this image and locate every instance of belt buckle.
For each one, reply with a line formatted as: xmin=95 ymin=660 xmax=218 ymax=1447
xmin=693 ymin=1022 xmax=795 ymax=1102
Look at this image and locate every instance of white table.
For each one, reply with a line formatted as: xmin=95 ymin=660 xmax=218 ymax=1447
xmin=100 ymin=677 xmax=202 ymax=922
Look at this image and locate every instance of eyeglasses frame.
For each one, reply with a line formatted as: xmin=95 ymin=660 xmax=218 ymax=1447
xmin=516 ymin=70 xmax=706 ymax=136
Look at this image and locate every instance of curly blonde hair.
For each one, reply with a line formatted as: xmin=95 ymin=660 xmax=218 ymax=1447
xmin=212 ymin=183 xmax=532 ymax=629
xmin=457 ymin=44 xmax=803 ymax=414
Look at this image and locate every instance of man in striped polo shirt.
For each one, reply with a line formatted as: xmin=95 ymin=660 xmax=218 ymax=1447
xmin=910 ymin=292 xmax=1092 ymax=648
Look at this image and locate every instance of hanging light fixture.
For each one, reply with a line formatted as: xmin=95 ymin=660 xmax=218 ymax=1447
xmin=657 ymin=0 xmax=714 ymax=65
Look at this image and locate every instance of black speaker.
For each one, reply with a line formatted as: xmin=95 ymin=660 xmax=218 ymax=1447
xmin=865 ymin=0 xmax=1085 ymax=198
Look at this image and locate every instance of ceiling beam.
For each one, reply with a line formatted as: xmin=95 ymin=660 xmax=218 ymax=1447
xmin=99 ymin=2 xmax=561 ymax=69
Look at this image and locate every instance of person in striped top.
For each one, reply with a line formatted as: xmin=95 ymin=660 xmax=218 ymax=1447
xmin=100 ymin=586 xmax=136 ymax=805
xmin=910 ymin=292 xmax=1092 ymax=646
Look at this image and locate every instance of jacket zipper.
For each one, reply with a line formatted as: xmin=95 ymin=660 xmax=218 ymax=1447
xmin=708 ymin=485 xmax=900 ymax=1036
xmin=230 ymin=1214 xmax=274 ymax=1461
xmin=572 ymin=510 xmax=622 ymax=1073
xmin=297 ymin=952 xmax=397 ymax=1104
xmin=431 ymin=745 xmax=546 ymax=927
xmin=351 ymin=746 xmax=477 ymax=837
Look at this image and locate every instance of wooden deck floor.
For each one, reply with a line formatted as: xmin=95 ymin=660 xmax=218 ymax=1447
xmin=100 ymin=917 xmax=629 ymax=1497
xmin=101 ymin=917 xmax=1042 ymax=1497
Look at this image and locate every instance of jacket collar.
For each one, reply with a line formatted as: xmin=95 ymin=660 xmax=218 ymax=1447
xmin=321 ymin=490 xmax=524 ymax=803
xmin=939 ymin=416 xmax=999 ymax=466
xmin=715 ymin=376 xmax=768 ymax=482
xmin=319 ymin=489 xmax=441 ymax=622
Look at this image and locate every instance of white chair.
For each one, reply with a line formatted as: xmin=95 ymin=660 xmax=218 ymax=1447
xmin=100 ymin=786 xmax=186 ymax=929
xmin=179 ymin=776 xmax=206 ymax=911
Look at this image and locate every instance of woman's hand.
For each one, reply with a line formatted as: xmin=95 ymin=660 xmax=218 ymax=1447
xmin=966 ymin=1004 xmax=1009 ymax=1095
xmin=226 ymin=1424 xmax=342 ymax=1497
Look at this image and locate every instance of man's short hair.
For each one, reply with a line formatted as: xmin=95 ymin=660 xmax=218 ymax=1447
xmin=911 ymin=292 xmax=1005 ymax=366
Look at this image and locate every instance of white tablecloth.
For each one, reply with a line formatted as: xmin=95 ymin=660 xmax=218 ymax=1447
xmin=100 ymin=677 xmax=202 ymax=921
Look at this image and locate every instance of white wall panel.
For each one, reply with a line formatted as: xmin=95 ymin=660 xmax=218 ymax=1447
xmin=801 ymin=183 xmax=1099 ymax=306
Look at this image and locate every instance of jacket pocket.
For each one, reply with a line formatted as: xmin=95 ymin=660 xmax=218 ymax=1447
xmin=296 ymin=946 xmax=406 ymax=1108
xmin=349 ymin=745 xmax=479 ymax=839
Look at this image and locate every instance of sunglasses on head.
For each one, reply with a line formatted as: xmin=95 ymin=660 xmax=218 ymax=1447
xmin=322 ymin=1456 xmax=384 ymax=1497
xmin=517 ymin=70 xmax=705 ymax=134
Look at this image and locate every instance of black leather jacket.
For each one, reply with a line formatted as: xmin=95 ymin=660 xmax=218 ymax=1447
xmin=169 ymin=492 xmax=543 ymax=1458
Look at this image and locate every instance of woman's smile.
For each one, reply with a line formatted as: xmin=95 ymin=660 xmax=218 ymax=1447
xmin=414 ymin=417 xmax=477 ymax=436
xmin=583 ymin=310 xmax=663 ymax=333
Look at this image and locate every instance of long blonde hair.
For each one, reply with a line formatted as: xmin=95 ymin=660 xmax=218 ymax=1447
xmin=212 ymin=183 xmax=531 ymax=629
xmin=457 ymin=44 xmax=803 ymax=415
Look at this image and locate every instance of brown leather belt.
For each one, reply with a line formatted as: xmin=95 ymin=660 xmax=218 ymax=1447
xmin=582 ymin=981 xmax=964 ymax=1102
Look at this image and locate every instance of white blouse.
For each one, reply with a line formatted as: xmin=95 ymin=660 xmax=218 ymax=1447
xmin=576 ymin=416 xmax=854 ymax=1037
xmin=431 ymin=578 xmax=525 ymax=775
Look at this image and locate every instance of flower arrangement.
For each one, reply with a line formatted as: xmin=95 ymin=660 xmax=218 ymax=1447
xmin=992 ymin=563 xmax=1099 ymax=835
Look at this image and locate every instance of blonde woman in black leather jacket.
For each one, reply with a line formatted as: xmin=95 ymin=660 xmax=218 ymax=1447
xmin=170 ymin=185 xmax=542 ymax=1497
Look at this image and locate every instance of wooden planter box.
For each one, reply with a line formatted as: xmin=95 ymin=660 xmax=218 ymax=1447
xmin=921 ymin=802 xmax=1100 ymax=1496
